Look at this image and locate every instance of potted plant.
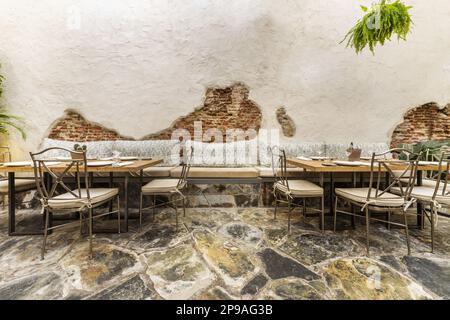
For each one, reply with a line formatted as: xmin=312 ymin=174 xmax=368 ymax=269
xmin=71 ymin=144 xmax=87 ymax=159
xmin=342 ymin=0 xmax=413 ymax=54
xmin=0 ymin=64 xmax=26 ymax=139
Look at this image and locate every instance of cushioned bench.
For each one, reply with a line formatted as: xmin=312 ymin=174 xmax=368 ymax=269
xmin=170 ymin=167 xmax=259 ymax=179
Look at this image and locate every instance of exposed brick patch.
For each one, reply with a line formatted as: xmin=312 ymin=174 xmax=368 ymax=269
xmin=391 ymin=102 xmax=450 ymax=147
xmin=48 ymin=111 xmax=129 ymax=142
xmin=47 ymin=83 xmax=263 ymax=142
xmin=143 ymin=83 xmax=262 ymax=141
xmin=276 ymin=107 xmax=296 ymax=137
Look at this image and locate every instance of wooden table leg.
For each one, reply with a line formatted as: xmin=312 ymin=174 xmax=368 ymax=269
xmin=8 ymin=172 xmax=16 ymax=235
xmin=124 ymin=175 xmax=129 ymax=233
xmin=351 ymin=172 xmax=356 ymax=228
xmin=329 ymin=172 xmax=334 ymax=216
xmin=8 ymin=172 xmax=44 ymax=236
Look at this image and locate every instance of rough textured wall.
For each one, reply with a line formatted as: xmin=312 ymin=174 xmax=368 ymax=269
xmin=144 ymin=83 xmax=262 ymax=141
xmin=48 ymin=83 xmax=262 ymax=142
xmin=48 ymin=110 xmax=128 ymax=141
xmin=391 ymin=102 xmax=450 ymax=147
xmin=1 ymin=0 xmax=450 ymax=158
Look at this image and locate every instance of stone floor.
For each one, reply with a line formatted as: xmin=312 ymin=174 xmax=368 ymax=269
xmin=0 ymin=195 xmax=449 ymax=300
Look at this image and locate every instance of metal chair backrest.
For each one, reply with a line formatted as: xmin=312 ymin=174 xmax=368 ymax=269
xmin=178 ymin=146 xmax=193 ymax=189
xmin=269 ymin=146 xmax=290 ymax=191
xmin=430 ymin=152 xmax=450 ymax=200
xmin=30 ymin=147 xmax=90 ymax=207
xmin=367 ymin=148 xmax=421 ymax=202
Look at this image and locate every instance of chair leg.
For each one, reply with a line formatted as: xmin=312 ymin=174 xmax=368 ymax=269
xmin=287 ymin=197 xmax=292 ymax=234
xmin=365 ymin=206 xmax=370 ymax=256
xmin=387 ymin=211 xmax=391 ymax=230
xmin=88 ymin=207 xmax=93 ymax=259
xmin=117 ymin=195 xmax=121 ymax=234
xmin=273 ymin=193 xmax=278 ymax=220
xmin=41 ymin=209 xmax=49 ymax=260
xmin=183 ymin=196 xmax=186 ymax=218
xmin=79 ymin=211 xmax=83 ymax=235
xmin=302 ymin=198 xmax=306 ymax=218
xmin=152 ymin=195 xmax=156 ymax=222
xmin=333 ymin=196 xmax=338 ymax=232
xmin=403 ymin=210 xmax=411 ymax=255
xmin=430 ymin=203 xmax=435 ymax=253
xmin=321 ymin=196 xmax=325 ymax=233
xmin=172 ymin=194 xmax=178 ymax=231
xmin=139 ymin=192 xmax=143 ymax=229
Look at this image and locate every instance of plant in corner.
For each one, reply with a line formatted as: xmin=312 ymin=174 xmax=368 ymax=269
xmin=0 ymin=64 xmax=26 ymax=139
xmin=341 ymin=0 xmax=413 ymax=54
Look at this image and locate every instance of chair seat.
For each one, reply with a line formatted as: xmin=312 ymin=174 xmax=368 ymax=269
xmin=0 ymin=179 xmax=36 ymax=194
xmin=143 ymin=166 xmax=175 ymax=178
xmin=399 ymin=177 xmax=440 ymax=188
xmin=48 ymin=188 xmax=119 ymax=209
xmin=142 ymin=179 xmax=181 ymax=194
xmin=391 ymin=186 xmax=450 ymax=206
xmin=275 ymin=180 xmax=323 ymax=197
xmin=335 ymin=187 xmax=404 ymax=208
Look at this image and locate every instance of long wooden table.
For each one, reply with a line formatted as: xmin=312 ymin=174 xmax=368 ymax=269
xmin=287 ymin=158 xmax=441 ymax=229
xmin=0 ymin=159 xmax=162 ymax=236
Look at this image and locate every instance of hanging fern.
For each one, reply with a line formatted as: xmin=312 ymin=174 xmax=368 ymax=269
xmin=0 ymin=64 xmax=26 ymax=139
xmin=342 ymin=0 xmax=413 ymax=54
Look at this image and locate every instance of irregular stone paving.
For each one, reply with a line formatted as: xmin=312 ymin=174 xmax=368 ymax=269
xmin=0 ymin=200 xmax=449 ymax=300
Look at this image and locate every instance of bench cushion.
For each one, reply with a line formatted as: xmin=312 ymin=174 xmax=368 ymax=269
xmin=171 ymin=167 xmax=259 ymax=179
xmin=256 ymin=166 xmax=305 ymax=178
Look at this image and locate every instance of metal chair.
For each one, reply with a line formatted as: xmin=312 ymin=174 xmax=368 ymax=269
xmin=334 ymin=148 xmax=421 ymax=256
xmin=271 ymin=147 xmax=325 ymax=233
xmin=139 ymin=160 xmax=191 ymax=230
xmin=392 ymin=151 xmax=450 ymax=253
xmin=0 ymin=146 xmax=35 ymax=209
xmin=30 ymin=147 xmax=120 ymax=259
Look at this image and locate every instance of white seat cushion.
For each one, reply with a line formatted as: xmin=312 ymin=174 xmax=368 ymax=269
xmin=48 ymin=188 xmax=118 ymax=209
xmin=142 ymin=166 xmax=175 ymax=178
xmin=275 ymin=180 xmax=323 ymax=197
xmin=335 ymin=187 xmax=404 ymax=207
xmin=141 ymin=179 xmax=181 ymax=194
xmin=391 ymin=186 xmax=450 ymax=206
xmin=0 ymin=179 xmax=36 ymax=194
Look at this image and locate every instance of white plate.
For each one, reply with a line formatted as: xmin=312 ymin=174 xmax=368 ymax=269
xmin=99 ymin=156 xmax=139 ymax=161
xmin=296 ymin=156 xmax=312 ymax=161
xmin=333 ymin=160 xmax=366 ymax=167
xmin=87 ymin=161 xmax=114 ymax=167
xmin=311 ymin=156 xmax=331 ymax=160
xmin=2 ymin=161 xmax=32 ymax=167
xmin=418 ymin=161 xmax=440 ymax=166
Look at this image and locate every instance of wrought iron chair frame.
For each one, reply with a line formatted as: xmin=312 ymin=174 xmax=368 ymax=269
xmin=139 ymin=158 xmax=191 ymax=231
xmin=270 ymin=147 xmax=325 ymax=233
xmin=333 ymin=148 xmax=422 ymax=255
xmin=414 ymin=151 xmax=450 ymax=252
xmin=30 ymin=147 xmax=120 ymax=259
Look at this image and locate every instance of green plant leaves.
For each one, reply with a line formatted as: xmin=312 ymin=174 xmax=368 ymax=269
xmin=342 ymin=0 xmax=413 ymax=54
xmin=0 ymin=64 xmax=26 ymax=139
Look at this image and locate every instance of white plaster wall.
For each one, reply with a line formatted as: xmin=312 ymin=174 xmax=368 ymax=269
xmin=1 ymin=0 xmax=450 ymax=159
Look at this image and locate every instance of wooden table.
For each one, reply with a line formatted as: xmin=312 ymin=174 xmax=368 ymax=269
xmin=0 ymin=159 xmax=162 ymax=236
xmin=287 ymin=158 xmax=441 ymax=229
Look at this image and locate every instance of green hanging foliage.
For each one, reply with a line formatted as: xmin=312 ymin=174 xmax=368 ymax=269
xmin=341 ymin=0 xmax=413 ymax=54
xmin=0 ymin=64 xmax=26 ymax=139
